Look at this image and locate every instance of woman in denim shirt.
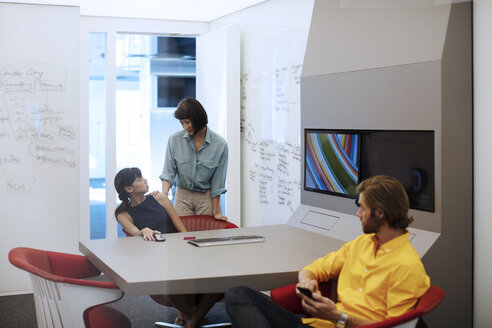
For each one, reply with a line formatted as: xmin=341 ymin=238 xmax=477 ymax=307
xmin=160 ymin=97 xmax=229 ymax=327
xmin=160 ymin=97 xmax=228 ymax=222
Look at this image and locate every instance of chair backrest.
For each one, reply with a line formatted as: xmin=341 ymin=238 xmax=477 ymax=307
xmin=8 ymin=247 xmax=128 ymax=328
xmin=180 ymin=214 xmax=239 ymax=231
xmin=359 ymin=285 xmax=446 ymax=328
xmin=123 ymin=214 xmax=239 ymax=236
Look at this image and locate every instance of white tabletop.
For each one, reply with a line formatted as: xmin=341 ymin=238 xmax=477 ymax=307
xmin=79 ymin=224 xmax=345 ymax=295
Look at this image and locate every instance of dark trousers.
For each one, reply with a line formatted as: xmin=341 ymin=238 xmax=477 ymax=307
xmin=225 ymin=286 xmax=312 ymax=328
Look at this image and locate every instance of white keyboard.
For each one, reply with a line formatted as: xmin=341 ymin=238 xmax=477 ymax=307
xmin=187 ymin=235 xmax=265 ymax=247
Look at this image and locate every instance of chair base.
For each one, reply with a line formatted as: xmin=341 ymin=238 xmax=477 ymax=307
xmin=155 ymin=322 xmax=182 ymax=328
xmin=155 ymin=322 xmax=232 ymax=328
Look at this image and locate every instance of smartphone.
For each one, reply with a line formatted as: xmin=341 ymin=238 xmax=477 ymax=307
xmin=297 ymin=286 xmax=313 ymax=299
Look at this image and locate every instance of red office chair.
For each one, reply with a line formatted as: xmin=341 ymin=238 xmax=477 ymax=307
xmin=270 ymin=282 xmax=445 ymax=328
xmin=8 ymin=247 xmax=131 ymax=328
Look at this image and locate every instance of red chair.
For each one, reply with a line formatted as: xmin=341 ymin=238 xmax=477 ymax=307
xmin=270 ymin=282 xmax=445 ymax=328
xmin=8 ymin=247 xmax=131 ymax=328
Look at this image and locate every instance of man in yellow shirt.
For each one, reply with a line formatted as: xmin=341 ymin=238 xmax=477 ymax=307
xmin=225 ymin=175 xmax=430 ymax=328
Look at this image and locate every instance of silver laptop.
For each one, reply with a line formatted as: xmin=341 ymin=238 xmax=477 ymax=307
xmin=187 ymin=235 xmax=265 ymax=247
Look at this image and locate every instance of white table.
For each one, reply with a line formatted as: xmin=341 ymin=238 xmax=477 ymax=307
xmin=79 ymin=224 xmax=345 ymax=295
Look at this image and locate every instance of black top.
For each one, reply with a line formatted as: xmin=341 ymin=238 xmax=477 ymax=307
xmin=126 ymin=195 xmax=177 ymax=233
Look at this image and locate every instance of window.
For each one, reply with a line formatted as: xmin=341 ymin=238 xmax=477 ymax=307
xmin=88 ymin=33 xmax=196 ymax=239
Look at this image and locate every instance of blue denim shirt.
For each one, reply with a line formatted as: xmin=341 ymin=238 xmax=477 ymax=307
xmin=160 ymin=128 xmax=228 ymax=198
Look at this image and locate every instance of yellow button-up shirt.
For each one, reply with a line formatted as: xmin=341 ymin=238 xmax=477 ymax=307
xmin=301 ymin=232 xmax=430 ymax=328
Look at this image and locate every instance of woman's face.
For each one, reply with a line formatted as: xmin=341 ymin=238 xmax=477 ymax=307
xmin=130 ymin=176 xmax=149 ymax=194
xmin=179 ymin=119 xmax=194 ymax=136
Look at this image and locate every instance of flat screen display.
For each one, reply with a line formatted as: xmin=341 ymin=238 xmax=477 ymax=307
xmin=304 ymin=130 xmax=360 ymax=198
xmin=360 ymin=130 xmax=435 ymax=212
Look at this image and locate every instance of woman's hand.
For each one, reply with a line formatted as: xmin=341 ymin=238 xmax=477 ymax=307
xmin=141 ymin=228 xmax=161 ymax=241
xmin=213 ymin=213 xmax=228 ymax=222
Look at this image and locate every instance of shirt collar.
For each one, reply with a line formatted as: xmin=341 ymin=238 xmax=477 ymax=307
xmin=373 ymin=230 xmax=410 ymax=254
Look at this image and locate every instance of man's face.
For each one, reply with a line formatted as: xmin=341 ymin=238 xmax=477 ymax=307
xmin=356 ymin=192 xmax=383 ymax=234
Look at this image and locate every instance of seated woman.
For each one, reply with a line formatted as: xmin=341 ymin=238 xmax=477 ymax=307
xmin=114 ymin=167 xmax=225 ymax=328
xmin=114 ymin=167 xmax=187 ymax=240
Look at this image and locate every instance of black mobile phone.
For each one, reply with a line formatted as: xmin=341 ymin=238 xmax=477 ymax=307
xmin=297 ymin=286 xmax=313 ymax=299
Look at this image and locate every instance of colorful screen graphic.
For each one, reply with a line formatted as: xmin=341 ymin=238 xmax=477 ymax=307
xmin=305 ymin=130 xmax=360 ymax=198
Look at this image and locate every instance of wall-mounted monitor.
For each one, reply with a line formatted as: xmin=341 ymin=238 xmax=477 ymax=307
xmin=360 ymin=130 xmax=434 ymax=212
xmin=304 ymin=129 xmax=435 ymax=212
xmin=304 ymin=129 xmax=360 ymax=198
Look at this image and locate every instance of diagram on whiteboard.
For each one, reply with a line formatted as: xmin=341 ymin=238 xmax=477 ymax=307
xmin=240 ymin=61 xmax=302 ymax=226
xmin=0 ymin=64 xmax=78 ymax=194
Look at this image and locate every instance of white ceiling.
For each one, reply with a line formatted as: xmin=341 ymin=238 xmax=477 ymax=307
xmin=5 ymin=0 xmax=267 ymax=21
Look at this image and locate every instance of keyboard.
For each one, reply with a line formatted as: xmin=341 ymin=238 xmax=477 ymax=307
xmin=187 ymin=235 xmax=266 ymax=247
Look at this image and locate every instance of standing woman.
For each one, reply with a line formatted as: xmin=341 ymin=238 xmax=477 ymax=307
xmin=160 ymin=97 xmax=228 ymax=221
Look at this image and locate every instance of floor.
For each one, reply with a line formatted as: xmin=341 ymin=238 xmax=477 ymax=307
xmin=0 ymin=293 xmax=231 ymax=328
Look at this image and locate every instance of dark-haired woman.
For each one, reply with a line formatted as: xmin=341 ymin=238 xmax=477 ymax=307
xmin=115 ymin=167 xmax=226 ymax=328
xmin=160 ymin=97 xmax=228 ymax=221
xmin=114 ymin=167 xmax=187 ymax=240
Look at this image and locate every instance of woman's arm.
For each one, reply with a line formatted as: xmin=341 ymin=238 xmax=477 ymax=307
xmin=116 ymin=212 xmax=160 ymax=241
xmin=162 ymin=179 xmax=172 ymax=196
xmin=154 ymin=192 xmax=187 ymax=232
xmin=212 ymin=196 xmax=228 ymax=221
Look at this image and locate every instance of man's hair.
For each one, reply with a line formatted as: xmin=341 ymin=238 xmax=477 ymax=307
xmin=357 ymin=175 xmax=414 ymax=229
xmin=174 ymin=97 xmax=208 ymax=131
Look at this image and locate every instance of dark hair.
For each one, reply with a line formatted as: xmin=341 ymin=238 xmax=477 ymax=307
xmin=114 ymin=167 xmax=142 ymax=218
xmin=356 ymin=175 xmax=414 ymax=229
xmin=174 ymin=97 xmax=208 ymax=131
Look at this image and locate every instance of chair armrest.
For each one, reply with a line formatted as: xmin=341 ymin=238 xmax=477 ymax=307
xmin=47 ymin=250 xmax=102 ymax=279
xmin=270 ymin=282 xmax=333 ymax=316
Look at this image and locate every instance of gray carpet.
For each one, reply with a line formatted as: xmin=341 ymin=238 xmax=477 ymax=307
xmin=0 ymin=293 xmax=37 ymax=328
xmin=0 ymin=293 xmax=231 ymax=328
xmin=110 ymin=294 xmax=232 ymax=327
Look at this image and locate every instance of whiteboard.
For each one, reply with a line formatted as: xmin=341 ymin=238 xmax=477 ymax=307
xmin=240 ymin=26 xmax=308 ymax=227
xmin=0 ymin=3 xmax=79 ymax=294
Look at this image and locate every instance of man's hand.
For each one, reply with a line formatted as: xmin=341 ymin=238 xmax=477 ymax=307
xmin=300 ymin=291 xmax=341 ymax=322
xmin=296 ymin=279 xmax=319 ymax=298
